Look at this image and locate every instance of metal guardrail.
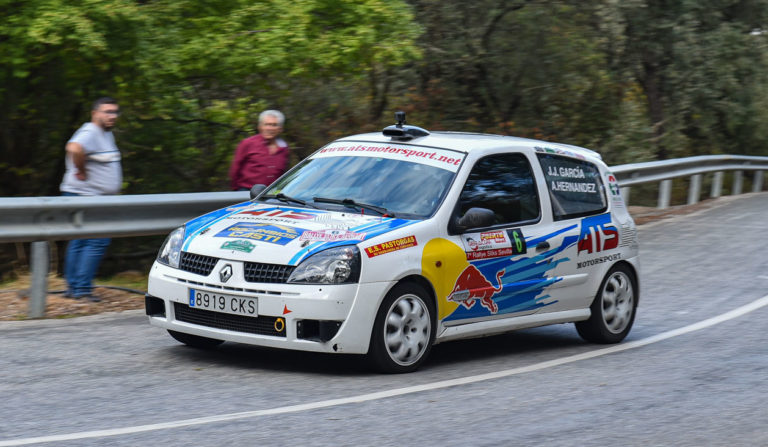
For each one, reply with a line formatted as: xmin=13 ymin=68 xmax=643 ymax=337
xmin=612 ymin=154 xmax=768 ymax=208
xmin=0 ymin=191 xmax=249 ymax=243
xmin=1 ymin=192 xmax=249 ymax=318
xmin=2 ymin=154 xmax=767 ymax=317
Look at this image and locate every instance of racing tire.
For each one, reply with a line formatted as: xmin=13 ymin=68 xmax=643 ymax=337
xmin=168 ymin=330 xmax=224 ymax=349
xmin=368 ymin=282 xmax=435 ymax=373
xmin=576 ymin=264 xmax=637 ymax=344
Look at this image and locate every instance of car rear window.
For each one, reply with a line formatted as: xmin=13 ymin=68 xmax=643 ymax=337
xmin=537 ymin=153 xmax=607 ymax=220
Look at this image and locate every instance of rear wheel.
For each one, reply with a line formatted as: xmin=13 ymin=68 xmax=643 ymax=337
xmin=368 ymin=283 xmax=435 ymax=373
xmin=576 ymin=264 xmax=637 ymax=344
xmin=168 ymin=330 xmax=224 ymax=349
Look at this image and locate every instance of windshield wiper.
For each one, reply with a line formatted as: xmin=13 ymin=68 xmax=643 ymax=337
xmin=264 ymin=193 xmax=316 ymax=208
xmin=313 ymin=197 xmax=395 ymax=217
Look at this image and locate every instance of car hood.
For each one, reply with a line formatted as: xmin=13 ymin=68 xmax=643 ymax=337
xmin=180 ymin=202 xmax=418 ymax=265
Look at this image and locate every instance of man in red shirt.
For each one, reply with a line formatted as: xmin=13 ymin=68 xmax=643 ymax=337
xmin=229 ymin=110 xmax=290 ymax=190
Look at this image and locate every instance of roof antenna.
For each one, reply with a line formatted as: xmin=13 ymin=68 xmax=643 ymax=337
xmin=382 ymin=111 xmax=430 ymax=140
xmin=394 ymin=111 xmax=406 ymax=128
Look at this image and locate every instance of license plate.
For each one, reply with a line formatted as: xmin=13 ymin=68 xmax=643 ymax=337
xmin=188 ymin=289 xmax=258 ymax=317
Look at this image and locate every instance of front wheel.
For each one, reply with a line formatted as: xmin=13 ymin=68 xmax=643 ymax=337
xmin=168 ymin=330 xmax=224 ymax=349
xmin=576 ymin=264 xmax=637 ymax=344
xmin=368 ymin=283 xmax=435 ymax=373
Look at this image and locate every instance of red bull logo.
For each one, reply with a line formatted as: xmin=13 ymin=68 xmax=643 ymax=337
xmin=447 ymin=265 xmax=505 ymax=313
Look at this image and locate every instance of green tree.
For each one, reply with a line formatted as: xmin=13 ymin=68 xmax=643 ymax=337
xmin=616 ymin=0 xmax=768 ymax=158
xmin=0 ymin=0 xmax=144 ymax=196
xmin=0 ymin=0 xmax=421 ymax=196
xmin=120 ymin=0 xmax=421 ymax=193
xmin=404 ymin=1 xmax=628 ymax=150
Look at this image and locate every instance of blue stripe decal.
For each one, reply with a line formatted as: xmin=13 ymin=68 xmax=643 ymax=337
xmin=182 ymin=202 xmax=252 ymax=251
xmin=526 ymin=224 xmax=577 ymax=246
xmin=288 ymin=218 xmax=418 ymax=265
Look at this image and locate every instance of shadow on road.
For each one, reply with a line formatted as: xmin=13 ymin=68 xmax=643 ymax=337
xmin=158 ymin=324 xmax=588 ymax=376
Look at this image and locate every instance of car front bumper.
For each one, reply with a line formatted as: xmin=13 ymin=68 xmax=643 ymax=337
xmin=146 ymin=261 xmax=393 ymax=354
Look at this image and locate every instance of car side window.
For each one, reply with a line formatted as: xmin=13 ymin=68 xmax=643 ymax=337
xmin=457 ymin=153 xmax=540 ymax=227
xmin=537 ymin=153 xmax=607 ymax=220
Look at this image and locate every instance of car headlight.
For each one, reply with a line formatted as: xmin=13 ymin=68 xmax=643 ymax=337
xmin=288 ymin=246 xmax=361 ymax=284
xmin=156 ymin=226 xmax=185 ymax=268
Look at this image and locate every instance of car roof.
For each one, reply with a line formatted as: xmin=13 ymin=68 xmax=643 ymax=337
xmin=334 ymin=130 xmax=604 ymax=164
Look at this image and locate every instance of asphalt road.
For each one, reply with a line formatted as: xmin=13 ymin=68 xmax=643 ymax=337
xmin=1 ymin=193 xmax=767 ymax=447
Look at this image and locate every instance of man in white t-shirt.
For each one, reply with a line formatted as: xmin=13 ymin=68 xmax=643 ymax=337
xmin=60 ymin=97 xmax=123 ymax=301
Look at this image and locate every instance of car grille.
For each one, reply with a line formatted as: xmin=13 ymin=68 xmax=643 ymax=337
xmin=180 ymin=252 xmax=218 ymax=276
xmin=173 ymin=302 xmax=285 ymax=337
xmin=179 ymin=252 xmax=295 ymax=283
xmin=244 ymin=262 xmax=295 ymax=283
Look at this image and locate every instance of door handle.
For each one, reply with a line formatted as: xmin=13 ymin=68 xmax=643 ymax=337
xmin=536 ymin=241 xmax=550 ymax=251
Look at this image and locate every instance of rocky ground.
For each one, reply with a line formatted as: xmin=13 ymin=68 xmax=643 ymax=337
xmin=0 ymin=199 xmax=729 ymax=321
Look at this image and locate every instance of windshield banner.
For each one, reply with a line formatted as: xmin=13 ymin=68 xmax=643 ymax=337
xmin=313 ymin=142 xmax=465 ymax=172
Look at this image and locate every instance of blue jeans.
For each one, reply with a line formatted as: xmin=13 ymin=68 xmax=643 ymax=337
xmin=62 ymin=192 xmax=111 ymax=296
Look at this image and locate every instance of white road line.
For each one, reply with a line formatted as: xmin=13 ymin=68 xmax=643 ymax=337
xmin=3 ymin=294 xmax=768 ymax=447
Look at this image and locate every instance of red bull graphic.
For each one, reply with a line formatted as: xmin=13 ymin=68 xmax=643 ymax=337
xmin=448 ymin=266 xmax=505 ymax=313
xmin=439 ymin=225 xmax=578 ymax=323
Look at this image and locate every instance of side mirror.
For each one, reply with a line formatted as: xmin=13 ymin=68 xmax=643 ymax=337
xmin=452 ymin=207 xmax=496 ymax=233
xmin=249 ymin=184 xmax=267 ymax=200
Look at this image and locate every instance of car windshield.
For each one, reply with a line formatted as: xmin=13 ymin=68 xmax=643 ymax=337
xmin=262 ymin=155 xmax=458 ymax=219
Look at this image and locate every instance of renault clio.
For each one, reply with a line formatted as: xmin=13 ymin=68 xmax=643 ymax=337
xmin=146 ymin=112 xmax=640 ymax=373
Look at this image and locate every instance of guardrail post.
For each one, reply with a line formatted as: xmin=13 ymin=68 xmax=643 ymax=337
xmin=711 ymin=172 xmax=723 ymax=198
xmin=733 ymin=171 xmax=743 ymax=195
xmin=687 ymin=174 xmax=701 ymax=205
xmin=753 ymin=171 xmax=764 ymax=192
xmin=28 ymin=241 xmax=49 ymax=318
xmin=620 ymin=187 xmax=631 ymax=205
xmin=658 ymin=179 xmax=672 ymax=209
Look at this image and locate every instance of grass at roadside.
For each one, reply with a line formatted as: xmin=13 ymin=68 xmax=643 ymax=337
xmin=0 ymin=271 xmax=148 ymax=321
xmin=0 ymin=270 xmax=148 ymax=294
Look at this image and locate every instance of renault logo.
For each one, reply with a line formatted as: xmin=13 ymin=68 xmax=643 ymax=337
xmin=219 ymin=264 xmax=233 ymax=283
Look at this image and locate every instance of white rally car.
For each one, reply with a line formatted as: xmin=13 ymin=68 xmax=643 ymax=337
xmin=146 ymin=113 xmax=640 ymax=373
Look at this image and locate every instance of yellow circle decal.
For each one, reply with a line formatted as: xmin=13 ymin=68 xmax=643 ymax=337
xmin=421 ymin=238 xmax=469 ymax=320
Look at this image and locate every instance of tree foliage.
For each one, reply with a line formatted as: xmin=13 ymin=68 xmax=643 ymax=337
xmin=2 ymin=0 xmax=768 ymax=197
xmin=0 ymin=0 xmax=420 ymax=195
xmin=616 ymin=0 xmax=768 ymax=159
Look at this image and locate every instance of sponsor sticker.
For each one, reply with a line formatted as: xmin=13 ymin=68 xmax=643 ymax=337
xmin=467 ymin=247 xmax=517 ymax=261
xmin=365 ymin=235 xmax=417 ymax=258
xmin=215 ymin=222 xmax=306 ymax=245
xmin=606 ymin=173 xmax=625 ymax=207
xmin=314 ymin=142 xmax=465 ymax=172
xmin=220 ymin=240 xmax=255 ymax=253
xmin=618 ymin=222 xmax=638 ymax=249
xmin=578 ymin=214 xmax=618 ymax=255
xmin=300 ymin=229 xmax=367 ymax=242
xmin=607 ymin=174 xmax=621 ymax=197
xmin=577 ymin=253 xmax=622 ymax=269
xmin=462 ymin=228 xmax=526 ymax=260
